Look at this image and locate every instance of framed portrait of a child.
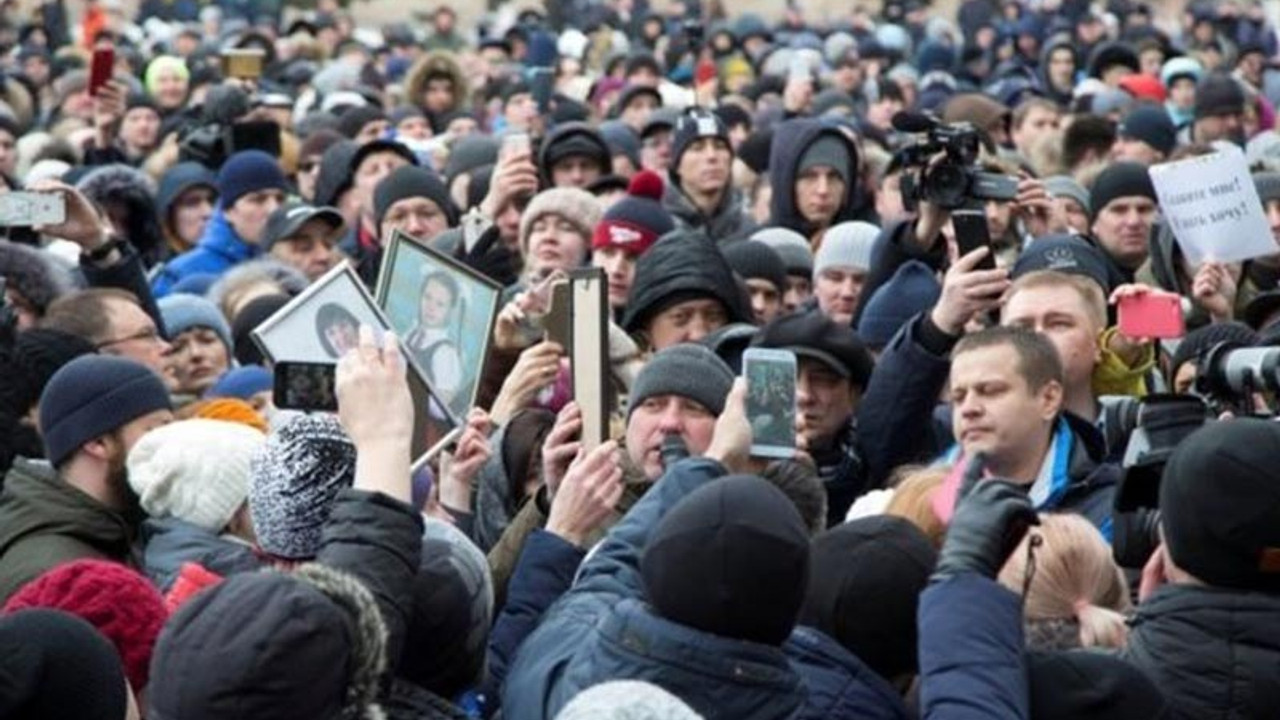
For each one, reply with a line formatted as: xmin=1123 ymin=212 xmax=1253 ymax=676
xmin=251 ymin=262 xmax=460 ymax=466
xmin=375 ymin=230 xmax=502 ymax=420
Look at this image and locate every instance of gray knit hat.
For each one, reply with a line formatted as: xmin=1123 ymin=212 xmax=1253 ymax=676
xmin=1044 ymin=175 xmax=1091 ymax=216
xmin=627 ymin=343 xmax=734 ymax=418
xmin=814 ymin=221 xmax=879 ymax=276
xmin=752 ymin=227 xmax=813 ymax=278
xmin=249 ymin=414 xmax=357 ymax=559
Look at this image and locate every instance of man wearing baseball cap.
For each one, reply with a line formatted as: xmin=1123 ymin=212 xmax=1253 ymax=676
xmin=262 ymin=201 xmax=346 ymax=281
xmin=663 ymin=108 xmax=754 ymax=242
xmin=1124 ymin=419 xmax=1280 ymax=717
xmin=0 ymin=355 xmax=174 ymax=601
xmin=752 ymin=310 xmax=874 ymax=526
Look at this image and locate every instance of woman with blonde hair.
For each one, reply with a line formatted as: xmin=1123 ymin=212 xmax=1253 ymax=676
xmin=999 ymin=513 xmax=1131 ymax=651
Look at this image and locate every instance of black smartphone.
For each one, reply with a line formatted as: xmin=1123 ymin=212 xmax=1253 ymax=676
xmin=530 ymin=67 xmax=554 ymax=114
xmin=951 ymin=206 xmax=997 ymax=271
xmin=273 ymin=361 xmax=338 ymax=412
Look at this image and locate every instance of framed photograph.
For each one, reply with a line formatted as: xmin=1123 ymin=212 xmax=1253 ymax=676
xmin=252 ymin=263 xmax=460 ymax=467
xmin=375 ymin=230 xmax=502 ymax=421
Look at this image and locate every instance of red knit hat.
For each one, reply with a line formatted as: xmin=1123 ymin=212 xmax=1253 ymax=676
xmin=4 ymin=559 xmax=168 ymax=692
xmin=1118 ymin=74 xmax=1166 ymax=103
xmin=591 ymin=170 xmax=675 ymax=256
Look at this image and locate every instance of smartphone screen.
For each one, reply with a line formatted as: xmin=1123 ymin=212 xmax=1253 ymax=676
xmin=222 ymin=49 xmax=265 ymax=80
xmin=273 ymin=362 xmax=338 ymax=412
xmin=501 ymin=132 xmax=531 ymax=161
xmin=743 ymin=348 xmax=797 ymax=458
xmin=89 ymin=47 xmax=114 ymax=96
xmin=1118 ymin=292 xmax=1185 ymax=339
xmin=0 ymin=192 xmax=67 ymax=227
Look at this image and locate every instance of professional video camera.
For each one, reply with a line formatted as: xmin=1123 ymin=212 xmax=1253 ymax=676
xmin=178 ymin=84 xmax=281 ymax=168
xmin=1111 ymin=394 xmax=1212 ymax=569
xmin=1197 ymin=341 xmax=1280 ymax=414
xmin=891 ymin=111 xmax=1020 ymax=210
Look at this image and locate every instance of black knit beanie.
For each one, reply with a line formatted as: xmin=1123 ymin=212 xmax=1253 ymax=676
xmin=373 ymin=165 xmax=458 ymax=228
xmin=1088 ymin=162 xmax=1156 ymax=221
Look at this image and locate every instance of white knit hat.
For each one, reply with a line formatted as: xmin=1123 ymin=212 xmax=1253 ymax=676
xmin=815 ymin=221 xmax=880 ymax=276
xmin=126 ymin=419 xmax=265 ymax=533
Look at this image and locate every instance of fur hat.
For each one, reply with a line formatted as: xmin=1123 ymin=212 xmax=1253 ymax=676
xmin=75 ymin=164 xmax=164 ymax=265
xmin=0 ymin=242 xmax=76 ymax=317
xmin=3 ymin=560 xmax=168 ymax=693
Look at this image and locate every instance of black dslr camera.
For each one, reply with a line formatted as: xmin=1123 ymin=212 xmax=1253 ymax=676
xmin=893 ymin=111 xmax=1019 ymax=210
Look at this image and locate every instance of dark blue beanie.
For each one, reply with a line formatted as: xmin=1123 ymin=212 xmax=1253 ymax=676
xmin=857 ymin=260 xmax=941 ymax=349
xmin=217 ymin=150 xmax=289 ymax=208
xmin=39 ymin=356 xmax=172 ymax=466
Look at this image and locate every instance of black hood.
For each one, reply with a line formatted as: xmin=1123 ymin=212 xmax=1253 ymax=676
xmin=640 ymin=475 xmax=810 ymax=646
xmin=800 ymin=515 xmax=936 ymax=681
xmin=537 ymin=122 xmax=612 ymax=186
xmin=76 ymin=164 xmax=165 ymax=267
xmin=620 ymin=229 xmax=752 ymax=334
xmin=767 ymin=119 xmax=865 ymax=237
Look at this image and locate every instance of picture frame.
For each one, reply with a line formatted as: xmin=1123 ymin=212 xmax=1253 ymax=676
xmin=251 ymin=262 xmax=461 ymax=468
xmin=374 ymin=230 xmax=502 ymax=422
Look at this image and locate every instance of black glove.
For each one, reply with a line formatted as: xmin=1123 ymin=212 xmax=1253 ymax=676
xmin=934 ymin=453 xmax=1040 ymax=580
xmin=458 ymin=225 xmax=519 ymax=288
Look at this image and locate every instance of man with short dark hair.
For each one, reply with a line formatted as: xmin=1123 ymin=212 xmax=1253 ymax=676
xmin=0 ymin=355 xmax=174 ymax=601
xmin=42 ymin=288 xmax=172 ymax=382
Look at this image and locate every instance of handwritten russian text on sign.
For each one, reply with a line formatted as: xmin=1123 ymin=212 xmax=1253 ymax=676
xmin=1148 ymin=146 xmax=1276 ymax=265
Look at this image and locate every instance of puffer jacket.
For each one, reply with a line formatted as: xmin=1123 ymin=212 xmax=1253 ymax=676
xmin=786 ymin=625 xmax=911 ymax=720
xmin=0 ymin=459 xmax=134 ymax=602
xmin=152 ymin=210 xmax=260 ymax=297
xmin=1124 ymin=584 xmax=1280 ymax=720
xmin=501 ymin=458 xmax=805 ymax=720
xmin=139 ymin=517 xmax=260 ymax=593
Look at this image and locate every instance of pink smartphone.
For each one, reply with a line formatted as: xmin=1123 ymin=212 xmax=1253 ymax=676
xmin=1118 ymin=292 xmax=1185 ymax=339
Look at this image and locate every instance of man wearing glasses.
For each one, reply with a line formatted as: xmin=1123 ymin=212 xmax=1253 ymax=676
xmin=41 ymin=289 xmax=174 ymax=388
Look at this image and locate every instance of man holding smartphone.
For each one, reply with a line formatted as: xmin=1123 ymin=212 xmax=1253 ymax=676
xmin=752 ymin=311 xmax=875 ymax=526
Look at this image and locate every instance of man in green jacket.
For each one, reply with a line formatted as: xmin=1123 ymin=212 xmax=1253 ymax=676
xmin=0 ymin=355 xmax=173 ymax=602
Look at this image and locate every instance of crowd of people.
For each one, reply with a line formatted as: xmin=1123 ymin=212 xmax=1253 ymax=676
xmin=1 ymin=0 xmax=1280 ymax=717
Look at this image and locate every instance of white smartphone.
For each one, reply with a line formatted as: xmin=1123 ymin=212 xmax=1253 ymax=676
xmin=743 ymin=347 xmax=798 ymax=459
xmin=501 ymin=132 xmax=531 ymax=160
xmin=0 ymin=192 xmax=66 ymax=227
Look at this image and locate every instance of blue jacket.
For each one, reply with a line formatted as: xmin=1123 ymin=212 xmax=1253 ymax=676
xmin=152 ymin=211 xmax=259 ymax=297
xmin=483 ymin=529 xmax=584 ymax=716
xmin=857 ymin=313 xmax=1118 ymax=536
xmin=918 ymin=575 xmax=1028 ymax=720
xmin=501 ymin=458 xmax=806 ymax=720
xmin=786 ymin=626 xmax=911 ymax=720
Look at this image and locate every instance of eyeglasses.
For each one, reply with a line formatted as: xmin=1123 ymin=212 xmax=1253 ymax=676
xmin=96 ymin=326 xmax=163 ymax=349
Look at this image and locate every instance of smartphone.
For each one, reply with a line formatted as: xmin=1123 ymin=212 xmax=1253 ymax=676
xmin=695 ymin=57 xmax=717 ymax=86
xmin=0 ymin=192 xmax=67 ymax=227
xmin=543 ymin=279 xmax=571 ymax=350
xmin=89 ymin=47 xmax=114 ymax=96
xmin=788 ymin=53 xmax=810 ymax=84
xmin=743 ymin=348 xmax=798 ymax=459
xmin=529 ymin=68 xmax=554 ymax=114
xmin=501 ymin=132 xmax=531 ymax=161
xmin=1118 ymin=291 xmax=1185 ymax=339
xmin=951 ymin=206 xmax=997 ymax=271
xmin=273 ymin=361 xmax=338 ymax=412
xmin=221 ymin=49 xmax=265 ymax=80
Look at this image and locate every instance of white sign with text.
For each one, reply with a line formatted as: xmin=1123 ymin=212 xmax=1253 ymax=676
xmin=1149 ymin=146 xmax=1276 ymax=265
